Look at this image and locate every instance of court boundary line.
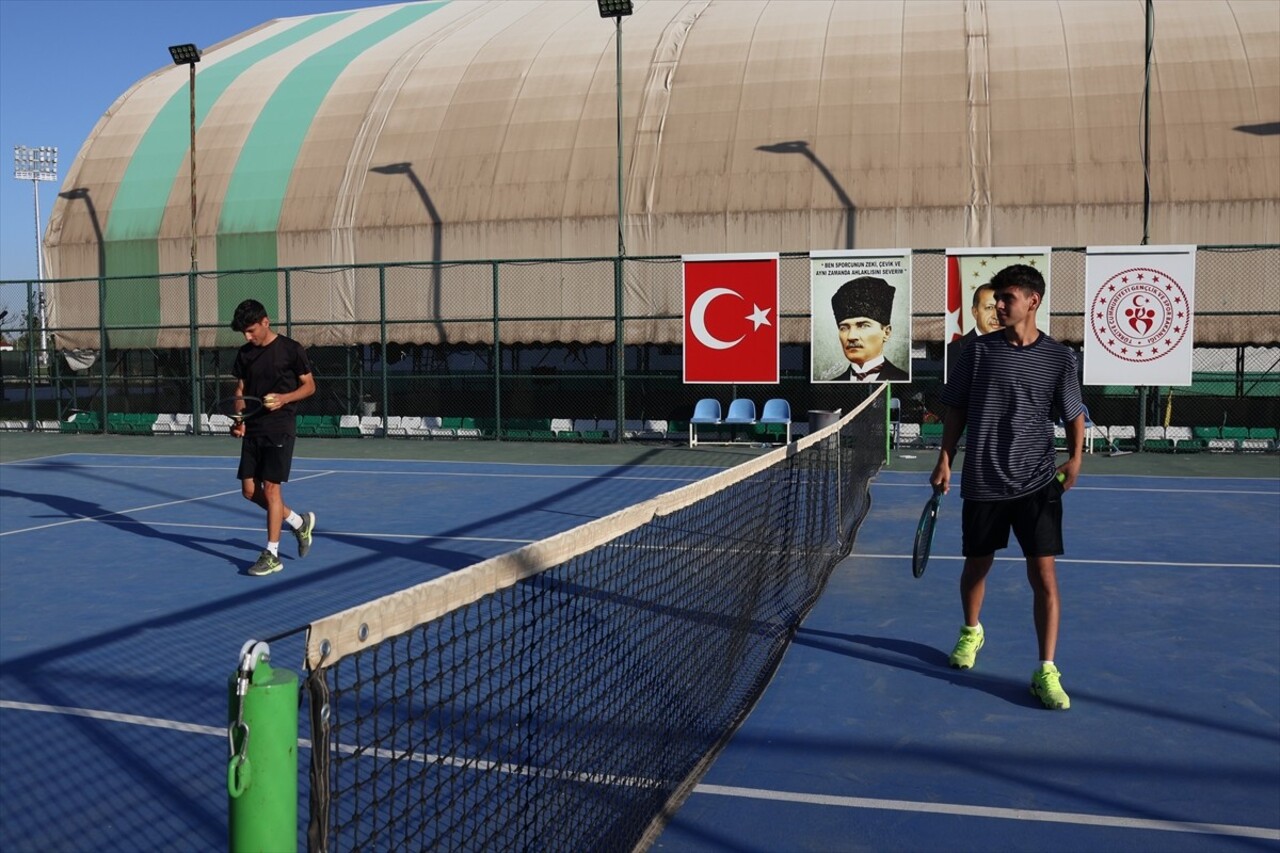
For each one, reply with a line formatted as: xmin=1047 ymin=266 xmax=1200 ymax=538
xmin=1 ymin=700 xmax=1275 ymax=843
xmin=0 ymin=451 xmax=733 ymax=472
xmin=854 ymin=553 xmax=1280 ymax=569
xmin=26 ymin=517 xmax=537 ymax=545
xmin=874 ymin=469 xmax=1280 ymax=483
xmin=870 ymin=482 xmax=1278 ymax=496
xmin=694 ymin=783 xmax=1280 ymax=842
xmin=0 ymin=470 xmax=337 ymax=537
xmin=1 ymin=460 xmax=707 ymax=483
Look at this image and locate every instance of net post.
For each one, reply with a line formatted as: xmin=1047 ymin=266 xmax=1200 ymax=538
xmin=227 ymin=641 xmax=298 ymax=853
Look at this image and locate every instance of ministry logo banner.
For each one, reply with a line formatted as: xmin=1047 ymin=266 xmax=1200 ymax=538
xmin=682 ymin=253 xmax=779 ymax=383
xmin=810 ymin=250 xmax=913 ymax=384
xmin=1084 ymin=245 xmax=1196 ymax=386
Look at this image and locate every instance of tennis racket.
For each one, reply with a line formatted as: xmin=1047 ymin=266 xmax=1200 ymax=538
xmin=213 ymin=394 xmax=270 ymax=424
xmin=911 ymin=484 xmax=944 ymax=578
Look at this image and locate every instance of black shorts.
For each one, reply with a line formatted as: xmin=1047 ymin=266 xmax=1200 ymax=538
xmin=237 ymin=433 xmax=296 ymax=484
xmin=962 ymin=477 xmax=1065 ymax=558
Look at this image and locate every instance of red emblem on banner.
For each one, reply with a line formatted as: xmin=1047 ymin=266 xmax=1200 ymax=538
xmin=683 ymin=256 xmax=779 ymax=383
xmin=1090 ymin=267 xmax=1190 ymax=362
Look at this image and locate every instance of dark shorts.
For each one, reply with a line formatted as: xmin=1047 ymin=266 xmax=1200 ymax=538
xmin=237 ymin=433 xmax=296 ymax=484
xmin=962 ymin=477 xmax=1065 ymax=558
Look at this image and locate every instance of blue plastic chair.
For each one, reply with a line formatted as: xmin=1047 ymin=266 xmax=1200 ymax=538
xmin=723 ymin=398 xmax=757 ymax=424
xmin=758 ymin=398 xmax=792 ymax=444
xmin=723 ymin=398 xmax=757 ymax=443
xmin=689 ymin=398 xmax=722 ymax=447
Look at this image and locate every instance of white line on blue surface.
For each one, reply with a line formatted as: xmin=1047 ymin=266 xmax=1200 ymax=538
xmin=855 ymin=553 xmax=1280 ymax=569
xmin=2 ymin=701 xmax=1276 ymax=843
xmin=0 ymin=470 xmax=337 ymax=536
xmin=694 ymin=783 xmax=1280 ymax=841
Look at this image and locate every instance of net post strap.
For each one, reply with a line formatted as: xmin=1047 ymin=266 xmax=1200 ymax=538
xmin=304 ymin=385 xmax=885 ymax=672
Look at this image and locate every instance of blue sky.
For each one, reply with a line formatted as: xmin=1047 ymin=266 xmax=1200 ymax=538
xmin=0 ymin=0 xmax=398 ymax=318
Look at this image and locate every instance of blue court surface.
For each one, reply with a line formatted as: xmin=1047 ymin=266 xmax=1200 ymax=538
xmin=2 ymin=452 xmax=1278 ymax=852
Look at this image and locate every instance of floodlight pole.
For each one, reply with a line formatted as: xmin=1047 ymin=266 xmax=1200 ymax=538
xmin=170 ymin=44 xmax=202 ymax=434
xmin=614 ymin=14 xmax=626 ymax=258
xmin=169 ymin=44 xmax=202 ymax=272
xmin=14 ymin=146 xmax=57 ymax=368
xmin=188 ymin=61 xmax=198 ymax=272
xmin=598 ymin=0 xmax=633 ymax=443
xmin=32 ymin=171 xmax=45 ymax=363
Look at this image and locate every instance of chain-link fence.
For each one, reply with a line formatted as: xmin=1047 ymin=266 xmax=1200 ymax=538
xmin=1 ymin=246 xmax=1276 ymax=449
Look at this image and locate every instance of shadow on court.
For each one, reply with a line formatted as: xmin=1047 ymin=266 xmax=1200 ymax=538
xmin=794 ymin=627 xmax=1039 ymax=709
xmin=1 ymin=489 xmax=256 ymax=567
xmin=0 ymin=447 xmax=719 ymax=852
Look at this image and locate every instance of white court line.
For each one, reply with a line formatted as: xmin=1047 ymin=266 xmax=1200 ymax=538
xmin=695 ymin=783 xmax=1280 ymax=842
xmin=877 ymin=469 xmax=1280 ymax=483
xmin=64 ymin=518 xmax=535 ymax=545
xmin=872 ymin=482 xmax=1279 ymax=496
xmin=856 ymin=553 xmax=1280 ymax=569
xmin=0 ymin=471 xmax=337 ymax=537
xmin=2 ymin=460 xmax=702 ymax=483
xmin=2 ymin=701 xmax=1275 ymax=843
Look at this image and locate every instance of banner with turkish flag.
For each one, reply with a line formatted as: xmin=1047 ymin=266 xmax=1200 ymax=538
xmin=944 ymin=247 xmax=1051 ymax=381
xmin=682 ymin=253 xmax=779 ymax=383
xmin=1083 ymin=245 xmax=1196 ymax=386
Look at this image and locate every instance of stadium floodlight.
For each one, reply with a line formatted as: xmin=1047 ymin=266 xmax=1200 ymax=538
xmin=596 ymin=0 xmax=633 ymax=17
xmin=14 ymin=145 xmax=58 ymax=366
xmin=168 ymin=43 xmax=202 ymax=65
xmin=170 ymin=44 xmax=202 ymax=272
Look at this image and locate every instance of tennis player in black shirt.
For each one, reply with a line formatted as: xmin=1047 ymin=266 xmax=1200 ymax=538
xmin=230 ymin=299 xmax=317 ymax=576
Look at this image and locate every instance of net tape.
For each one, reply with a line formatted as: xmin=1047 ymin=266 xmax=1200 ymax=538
xmin=304 ymin=386 xmax=886 ymax=852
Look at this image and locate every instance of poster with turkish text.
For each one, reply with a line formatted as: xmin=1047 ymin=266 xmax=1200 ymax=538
xmin=1083 ymin=246 xmax=1196 ymax=386
xmin=945 ymin=248 xmax=1051 ymax=381
xmin=810 ymin=250 xmax=912 ymax=384
xmin=682 ymin=253 xmax=779 ymax=383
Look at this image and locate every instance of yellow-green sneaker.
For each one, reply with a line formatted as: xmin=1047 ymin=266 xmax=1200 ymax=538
xmin=293 ymin=511 xmax=316 ymax=558
xmin=948 ymin=625 xmax=984 ymax=670
xmin=247 ymin=550 xmax=283 ymax=577
xmin=1030 ymin=664 xmax=1071 ymax=710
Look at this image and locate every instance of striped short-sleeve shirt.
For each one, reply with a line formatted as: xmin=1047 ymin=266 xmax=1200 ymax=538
xmin=941 ymin=330 xmax=1084 ymax=501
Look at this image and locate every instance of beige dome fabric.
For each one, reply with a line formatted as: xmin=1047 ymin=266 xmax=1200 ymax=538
xmin=44 ymin=0 xmax=1279 ymax=348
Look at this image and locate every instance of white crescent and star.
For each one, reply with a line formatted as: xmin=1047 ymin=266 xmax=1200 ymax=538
xmin=690 ymin=287 xmax=772 ymax=350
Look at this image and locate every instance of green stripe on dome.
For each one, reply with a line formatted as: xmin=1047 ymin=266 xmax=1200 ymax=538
xmin=101 ymin=12 xmax=355 ymax=345
xmin=215 ymin=2 xmax=448 ymax=332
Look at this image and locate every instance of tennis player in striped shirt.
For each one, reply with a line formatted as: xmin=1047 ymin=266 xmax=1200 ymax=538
xmin=931 ymin=263 xmax=1085 ymax=710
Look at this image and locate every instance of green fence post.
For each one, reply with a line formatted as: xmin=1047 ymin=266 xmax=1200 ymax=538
xmin=27 ymin=283 xmax=37 ymax=428
xmin=379 ymin=265 xmax=388 ymax=434
xmin=614 ymin=256 xmax=625 ymax=443
xmin=885 ymin=384 xmax=892 ymax=466
xmin=190 ymin=269 xmax=201 ymax=436
xmin=227 ymin=640 xmax=298 ymax=853
xmin=493 ymin=261 xmax=502 ymax=439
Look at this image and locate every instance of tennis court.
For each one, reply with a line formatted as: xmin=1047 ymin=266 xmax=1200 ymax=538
xmin=1 ymin=430 xmax=1277 ymax=851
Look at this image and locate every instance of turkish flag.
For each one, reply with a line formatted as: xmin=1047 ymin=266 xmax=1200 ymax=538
xmin=683 ymin=254 xmax=779 ymax=383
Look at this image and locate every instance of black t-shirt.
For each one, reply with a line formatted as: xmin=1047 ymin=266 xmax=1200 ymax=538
xmin=231 ymin=335 xmax=311 ymax=436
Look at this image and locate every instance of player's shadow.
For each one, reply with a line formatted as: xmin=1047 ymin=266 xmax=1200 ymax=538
xmin=793 ymin=626 xmax=1040 ymax=708
xmin=1 ymin=490 xmax=257 ymax=569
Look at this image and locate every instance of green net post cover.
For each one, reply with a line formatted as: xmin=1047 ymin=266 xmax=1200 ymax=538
xmin=227 ymin=645 xmax=298 ymax=852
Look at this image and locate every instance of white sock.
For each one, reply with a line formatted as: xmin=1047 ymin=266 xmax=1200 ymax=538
xmin=964 ymin=622 xmax=983 ymax=634
xmin=285 ymin=511 xmax=303 ymax=530
xmin=1040 ymin=660 xmax=1054 ymax=669
xmin=267 ymin=541 xmax=279 ymax=557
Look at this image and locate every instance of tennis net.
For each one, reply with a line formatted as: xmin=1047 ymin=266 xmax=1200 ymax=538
xmin=302 ymin=387 xmax=886 ymax=852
